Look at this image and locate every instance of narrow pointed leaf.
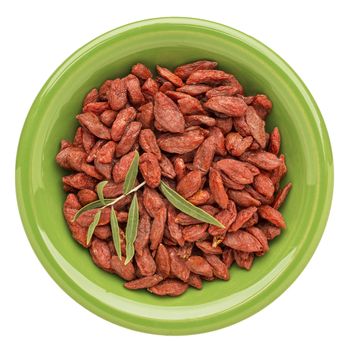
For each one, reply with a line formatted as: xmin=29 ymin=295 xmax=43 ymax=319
xmin=86 ymin=210 xmax=101 ymax=245
xmin=123 ymin=151 xmax=140 ymax=195
xmin=124 ymin=194 xmax=139 ymax=264
xmin=160 ymin=181 xmax=225 ymax=228
xmin=96 ymin=180 xmax=108 ymax=204
xmin=110 ymin=207 xmax=122 ymax=260
xmin=73 ymin=198 xmax=114 ymax=222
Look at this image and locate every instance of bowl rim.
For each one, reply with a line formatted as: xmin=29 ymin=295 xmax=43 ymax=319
xmin=16 ymin=17 xmax=334 ymax=335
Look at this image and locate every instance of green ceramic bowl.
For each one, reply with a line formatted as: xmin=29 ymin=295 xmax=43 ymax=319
xmin=16 ymin=17 xmax=333 ymax=335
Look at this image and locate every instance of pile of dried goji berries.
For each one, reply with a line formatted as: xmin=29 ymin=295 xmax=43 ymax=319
xmin=56 ymin=60 xmax=292 ymax=296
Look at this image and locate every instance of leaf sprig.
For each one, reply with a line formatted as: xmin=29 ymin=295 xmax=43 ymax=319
xmin=73 ymin=151 xmax=143 ymax=264
xmin=73 ymin=150 xmax=223 ymax=264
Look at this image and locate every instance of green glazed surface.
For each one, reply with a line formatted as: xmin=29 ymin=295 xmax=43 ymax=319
xmin=16 ymin=18 xmax=333 ymax=335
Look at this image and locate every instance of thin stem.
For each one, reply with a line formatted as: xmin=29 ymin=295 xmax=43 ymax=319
xmin=212 ymin=237 xmax=223 ymax=248
xmin=101 ymin=181 xmax=146 ymax=209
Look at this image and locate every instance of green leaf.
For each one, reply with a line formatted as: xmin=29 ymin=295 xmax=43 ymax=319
xmin=86 ymin=210 xmax=101 ymax=245
xmin=160 ymin=181 xmax=225 ymax=228
xmin=123 ymin=151 xmax=140 ymax=195
xmin=124 ymin=194 xmax=139 ymax=264
xmin=73 ymin=198 xmax=114 ymax=222
xmin=96 ymin=180 xmax=108 ymax=205
xmin=110 ymin=207 xmax=122 ymax=260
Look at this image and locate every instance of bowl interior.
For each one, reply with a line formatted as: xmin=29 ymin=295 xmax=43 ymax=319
xmin=16 ymin=18 xmax=333 ymax=334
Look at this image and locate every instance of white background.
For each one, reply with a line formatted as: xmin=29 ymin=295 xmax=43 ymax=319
xmin=1 ymin=0 xmax=349 ymax=348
